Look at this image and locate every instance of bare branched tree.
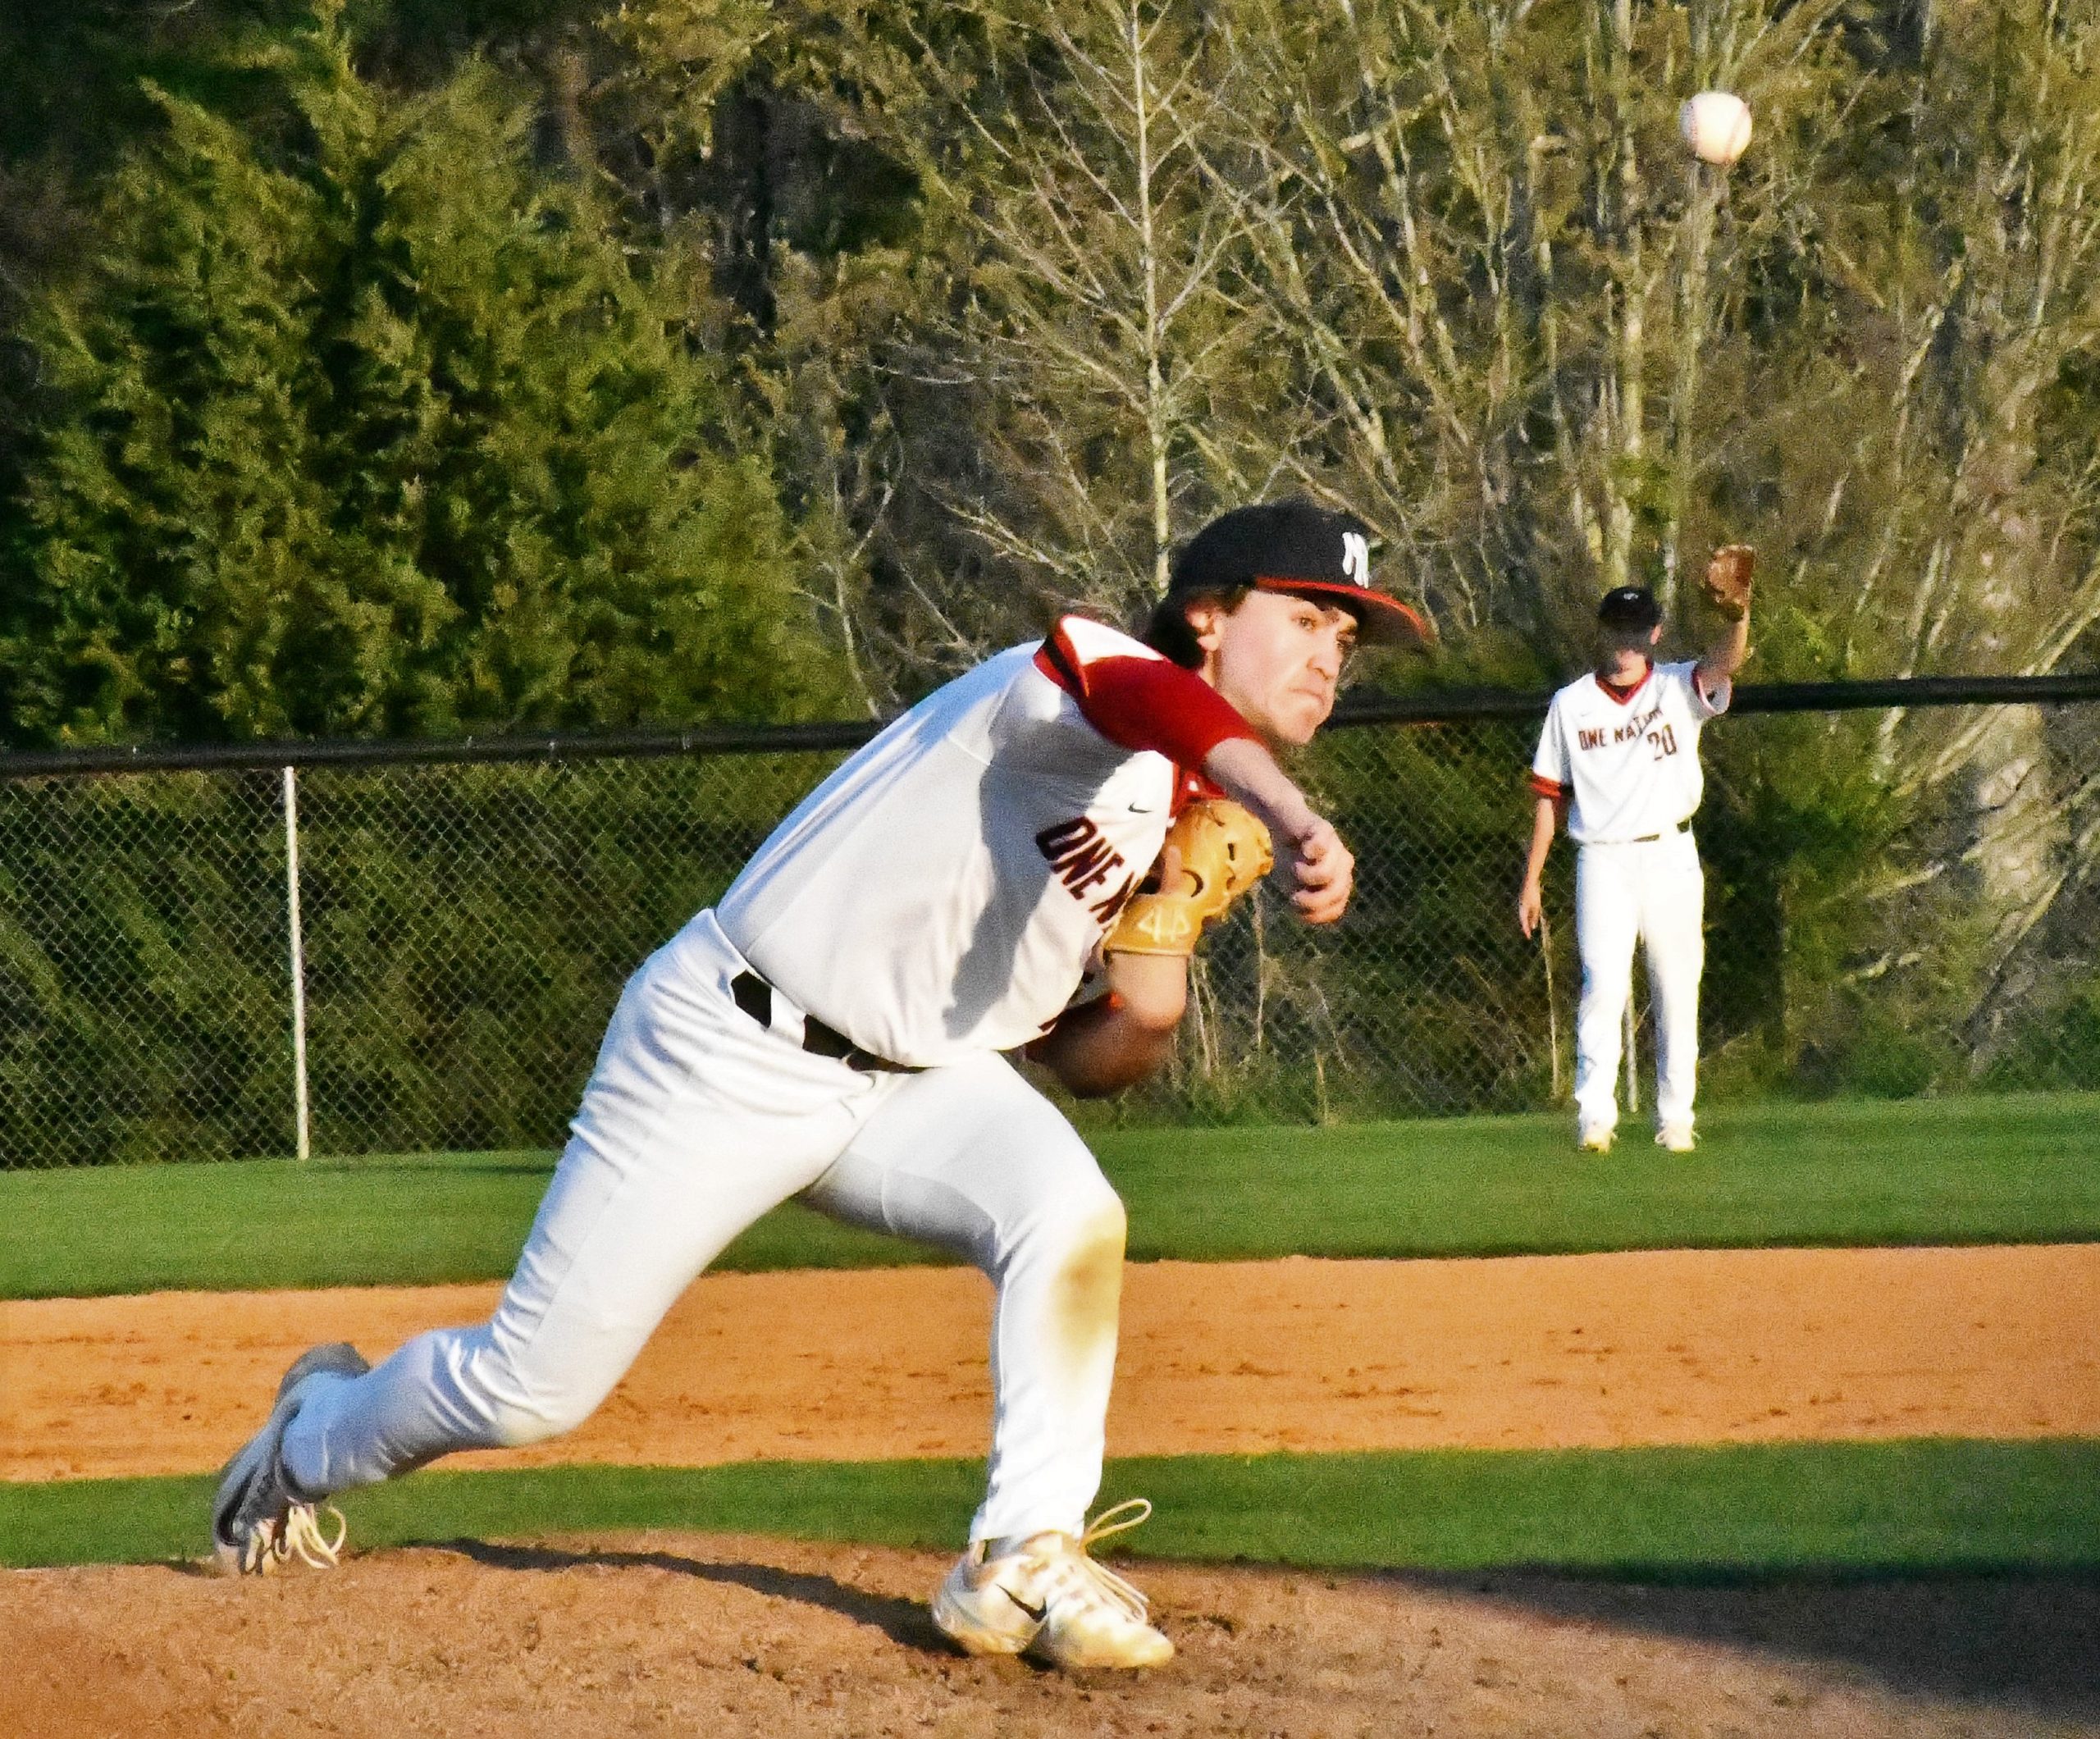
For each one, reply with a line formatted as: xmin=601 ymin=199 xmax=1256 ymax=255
xmin=884 ymin=0 xmax=1285 ymax=639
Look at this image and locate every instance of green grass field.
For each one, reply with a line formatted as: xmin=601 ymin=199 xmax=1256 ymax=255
xmin=9 ymin=1440 xmax=2099 ymax=1574
xmin=6 ymin=1092 xmax=2096 ymax=1576
xmin=5 ymin=1092 xmax=2098 ymax=1299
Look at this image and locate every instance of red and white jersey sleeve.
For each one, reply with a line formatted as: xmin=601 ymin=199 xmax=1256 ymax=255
xmin=711 ymin=618 xmax=1256 ymax=1066
xmin=1029 ymin=615 xmax=1258 ymax=769
xmin=1528 ymin=660 xmax=1728 ymax=846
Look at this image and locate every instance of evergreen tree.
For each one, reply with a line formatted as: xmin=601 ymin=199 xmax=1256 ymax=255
xmin=588 ymin=0 xmax=989 ymax=709
xmin=3 ymin=4 xmax=843 ymax=744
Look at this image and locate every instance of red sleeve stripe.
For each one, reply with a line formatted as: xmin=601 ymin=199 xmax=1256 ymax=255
xmin=1033 ymin=643 xmax=1078 ymax=696
xmin=1035 ymin=623 xmax=1258 ymax=769
xmin=1527 ymin=772 xmax=1566 ymax=799
xmin=1035 ymin=632 xmax=1084 ymax=696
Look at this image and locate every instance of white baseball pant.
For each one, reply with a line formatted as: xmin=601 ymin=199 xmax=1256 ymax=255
xmin=1572 ymin=829 xmax=1705 ymax=1134
xmin=281 ymin=911 xmax=1128 ymax=1546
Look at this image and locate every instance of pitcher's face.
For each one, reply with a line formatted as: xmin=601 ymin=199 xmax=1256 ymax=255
xmin=1189 ymin=589 xmax=1358 ymax=749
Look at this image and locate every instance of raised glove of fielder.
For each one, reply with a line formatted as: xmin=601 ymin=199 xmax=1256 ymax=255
xmin=1701 ymin=543 xmax=1755 ymax=620
xmin=1104 ymin=799 xmax=1274 ymax=957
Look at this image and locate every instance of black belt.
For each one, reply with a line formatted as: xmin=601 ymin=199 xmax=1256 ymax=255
xmin=1628 ymin=823 xmax=1689 ymax=842
xmin=729 ymin=970 xmax=920 ymax=1074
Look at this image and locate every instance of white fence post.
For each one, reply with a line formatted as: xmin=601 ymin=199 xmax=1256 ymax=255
xmin=283 ymin=765 xmax=312 ymax=1161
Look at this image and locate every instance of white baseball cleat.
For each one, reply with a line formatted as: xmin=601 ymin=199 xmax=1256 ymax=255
xmin=1655 ymin=1123 xmax=1696 ymax=1153
xmin=212 ymin=1341 xmax=370 ymax=1576
xmin=931 ymin=1498 xmax=1173 ymax=1670
xmin=1577 ymin=1121 xmax=1614 ymax=1153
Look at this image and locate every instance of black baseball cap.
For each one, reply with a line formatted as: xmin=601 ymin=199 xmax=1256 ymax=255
xmin=1166 ymin=500 xmax=1431 ymax=646
xmin=1597 ymin=585 xmax=1663 ymax=631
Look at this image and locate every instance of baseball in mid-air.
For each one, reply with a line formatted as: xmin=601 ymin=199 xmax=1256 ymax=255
xmin=1679 ymin=89 xmax=1753 ymax=167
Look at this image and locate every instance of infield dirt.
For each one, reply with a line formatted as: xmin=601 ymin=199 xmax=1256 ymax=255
xmin=6 ymin=1244 xmax=2098 ymax=1481
xmin=7 ymin=1533 xmax=2098 ymax=1737
xmin=7 ymin=1244 xmax=2100 ymax=1736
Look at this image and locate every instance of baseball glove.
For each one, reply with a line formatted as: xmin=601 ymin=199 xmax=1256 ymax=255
xmin=1104 ymin=799 xmax=1274 ymax=957
xmin=1701 ymin=543 xmax=1755 ymax=620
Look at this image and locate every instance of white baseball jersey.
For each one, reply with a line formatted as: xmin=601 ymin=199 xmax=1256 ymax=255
xmin=710 ymin=616 xmax=1249 ymax=1066
xmin=1528 ymin=660 xmax=1729 ymax=845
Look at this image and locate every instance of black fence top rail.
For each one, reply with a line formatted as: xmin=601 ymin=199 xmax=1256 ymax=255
xmin=0 ymin=720 xmax=883 ymax=780
xmin=2 ymin=671 xmax=2095 ymax=782
xmin=1332 ymin=669 xmax=2100 ymax=725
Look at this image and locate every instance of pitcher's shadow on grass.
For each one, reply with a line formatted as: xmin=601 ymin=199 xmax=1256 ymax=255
xmin=436 ymin=1539 xmax=952 ymax=1655
xmin=1388 ymin=1568 xmax=2100 ymax=1721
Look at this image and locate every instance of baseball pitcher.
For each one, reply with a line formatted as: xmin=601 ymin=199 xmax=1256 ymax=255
xmin=211 ymin=499 xmax=1428 ymax=1672
xmin=1517 ymin=548 xmax=1755 ymax=1152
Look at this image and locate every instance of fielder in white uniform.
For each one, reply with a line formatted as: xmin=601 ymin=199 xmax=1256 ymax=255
xmin=212 ymin=498 xmax=1427 ymax=1671
xmin=1517 ymin=574 xmax=1751 ymax=1153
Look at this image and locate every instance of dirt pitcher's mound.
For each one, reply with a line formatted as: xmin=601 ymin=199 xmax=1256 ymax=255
xmin=7 ymin=1245 xmax=2100 ymax=1481
xmin=8 ymin=1533 xmax=2100 ymax=1738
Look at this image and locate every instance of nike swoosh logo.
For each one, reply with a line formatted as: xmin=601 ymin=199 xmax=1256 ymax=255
xmin=1126 ymin=803 xmax=1157 ymax=814
xmin=1002 ymin=1588 xmax=1048 ymax=1623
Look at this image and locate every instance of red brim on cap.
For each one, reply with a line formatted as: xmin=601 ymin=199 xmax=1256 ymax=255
xmin=1254 ymin=577 xmax=1435 ymax=646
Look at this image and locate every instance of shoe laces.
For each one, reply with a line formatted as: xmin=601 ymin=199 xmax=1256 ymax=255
xmin=1045 ymin=1498 xmax=1156 ymax=1627
xmin=259 ymin=1501 xmax=349 ymax=1572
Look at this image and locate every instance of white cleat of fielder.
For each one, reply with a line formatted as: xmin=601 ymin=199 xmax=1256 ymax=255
xmin=932 ymin=1498 xmax=1173 ymax=1670
xmin=1577 ymin=1122 xmax=1615 ymax=1154
xmin=1655 ymin=1123 xmax=1696 ymax=1153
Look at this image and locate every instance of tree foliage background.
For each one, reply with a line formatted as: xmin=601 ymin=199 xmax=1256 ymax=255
xmin=10 ymin=0 xmax=2098 ymax=705
xmin=0 ymin=0 xmax=2097 ymax=1116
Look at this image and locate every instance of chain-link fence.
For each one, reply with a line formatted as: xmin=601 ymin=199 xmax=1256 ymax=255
xmin=1 ymin=679 xmax=2095 ymax=1166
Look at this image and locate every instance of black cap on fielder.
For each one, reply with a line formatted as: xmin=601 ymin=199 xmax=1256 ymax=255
xmin=1167 ymin=500 xmax=1431 ymax=646
xmin=1597 ymin=585 xmax=1663 ymax=631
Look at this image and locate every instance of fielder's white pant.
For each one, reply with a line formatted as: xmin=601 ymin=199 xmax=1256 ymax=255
xmin=281 ymin=911 xmax=1127 ymax=1546
xmin=1572 ymin=829 xmax=1705 ymax=1135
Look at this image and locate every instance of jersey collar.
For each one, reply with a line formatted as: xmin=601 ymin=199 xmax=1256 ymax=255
xmin=1595 ymin=660 xmax=1652 ymax=705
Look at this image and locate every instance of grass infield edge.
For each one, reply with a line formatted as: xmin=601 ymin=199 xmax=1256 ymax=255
xmin=7 ymin=1438 xmax=2098 ymax=1576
